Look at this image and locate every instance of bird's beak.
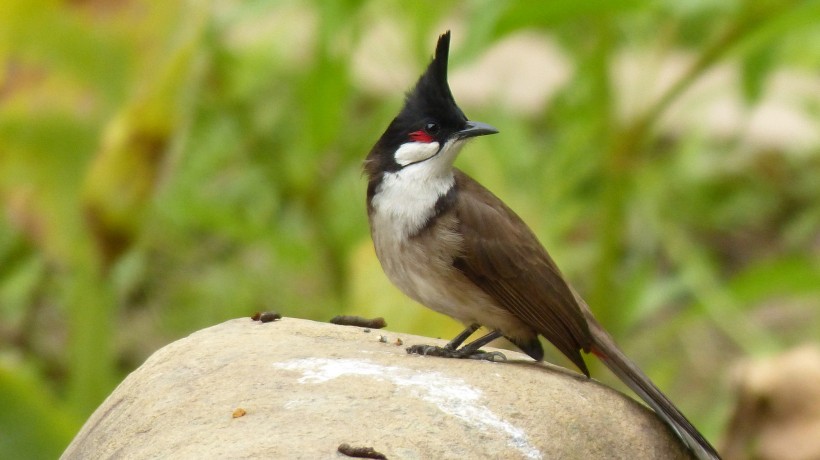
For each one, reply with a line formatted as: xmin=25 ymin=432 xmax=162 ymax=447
xmin=457 ymin=121 xmax=499 ymax=140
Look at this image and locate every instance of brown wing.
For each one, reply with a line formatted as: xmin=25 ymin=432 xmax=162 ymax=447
xmin=453 ymin=170 xmax=592 ymax=375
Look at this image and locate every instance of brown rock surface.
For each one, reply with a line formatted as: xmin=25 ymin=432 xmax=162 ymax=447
xmin=62 ymin=317 xmax=693 ymax=459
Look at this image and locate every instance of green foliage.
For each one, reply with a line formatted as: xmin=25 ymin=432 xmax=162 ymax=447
xmin=1 ymin=0 xmax=819 ymax=457
xmin=0 ymin=365 xmax=76 ymax=459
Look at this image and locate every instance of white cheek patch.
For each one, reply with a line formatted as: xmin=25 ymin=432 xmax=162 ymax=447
xmin=394 ymin=141 xmax=440 ymax=166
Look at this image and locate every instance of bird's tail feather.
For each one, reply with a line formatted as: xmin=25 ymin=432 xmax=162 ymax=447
xmin=590 ymin=327 xmax=721 ymax=460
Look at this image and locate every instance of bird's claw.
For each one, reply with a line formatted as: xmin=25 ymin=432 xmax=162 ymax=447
xmin=406 ymin=344 xmax=507 ymax=362
xmin=466 ymin=350 xmax=507 ymax=361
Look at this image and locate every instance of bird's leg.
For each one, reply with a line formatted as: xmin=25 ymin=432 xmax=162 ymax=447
xmin=406 ymin=324 xmax=478 ymax=357
xmin=406 ymin=325 xmax=507 ymax=361
xmin=443 ymin=323 xmax=481 ymax=350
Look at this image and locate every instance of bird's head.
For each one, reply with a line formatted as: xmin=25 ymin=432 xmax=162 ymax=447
xmin=364 ymin=31 xmax=498 ymax=182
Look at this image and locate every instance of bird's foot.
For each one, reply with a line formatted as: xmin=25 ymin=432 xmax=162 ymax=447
xmin=406 ymin=344 xmax=506 ymax=362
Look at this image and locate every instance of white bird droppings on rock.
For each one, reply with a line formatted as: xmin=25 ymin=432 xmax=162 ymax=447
xmin=274 ymin=357 xmax=542 ymax=459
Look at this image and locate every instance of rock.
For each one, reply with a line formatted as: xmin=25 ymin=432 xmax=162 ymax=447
xmin=62 ymin=317 xmax=693 ymax=459
xmin=722 ymin=344 xmax=820 ymax=460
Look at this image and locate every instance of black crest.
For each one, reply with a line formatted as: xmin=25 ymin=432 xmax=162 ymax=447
xmin=398 ymin=31 xmax=466 ymax=126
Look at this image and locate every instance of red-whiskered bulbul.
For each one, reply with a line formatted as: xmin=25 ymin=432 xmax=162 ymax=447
xmin=364 ymin=31 xmax=720 ymax=460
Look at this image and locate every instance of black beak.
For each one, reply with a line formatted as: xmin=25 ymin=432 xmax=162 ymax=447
xmin=457 ymin=121 xmax=499 ymax=140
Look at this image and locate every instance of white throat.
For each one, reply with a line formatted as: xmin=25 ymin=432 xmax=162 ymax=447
xmin=370 ymin=138 xmax=465 ymax=238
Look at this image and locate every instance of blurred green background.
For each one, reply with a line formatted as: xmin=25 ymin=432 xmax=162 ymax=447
xmin=1 ymin=0 xmax=819 ymax=457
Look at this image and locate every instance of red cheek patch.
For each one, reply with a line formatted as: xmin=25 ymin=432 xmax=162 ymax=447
xmin=409 ymin=130 xmax=434 ymax=143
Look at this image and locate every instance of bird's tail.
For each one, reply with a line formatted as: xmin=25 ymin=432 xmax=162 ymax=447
xmin=588 ymin=324 xmax=721 ymax=460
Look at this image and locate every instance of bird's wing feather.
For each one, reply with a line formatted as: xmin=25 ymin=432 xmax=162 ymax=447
xmin=453 ymin=170 xmax=592 ymax=374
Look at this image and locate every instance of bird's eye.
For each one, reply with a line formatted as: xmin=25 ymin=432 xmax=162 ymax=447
xmin=424 ymin=122 xmax=440 ymax=134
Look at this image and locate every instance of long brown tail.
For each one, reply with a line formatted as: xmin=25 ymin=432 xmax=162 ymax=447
xmin=589 ymin=322 xmax=721 ymax=460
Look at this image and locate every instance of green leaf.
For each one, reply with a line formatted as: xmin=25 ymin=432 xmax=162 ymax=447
xmin=740 ymin=42 xmax=776 ymax=104
xmin=729 ymin=255 xmax=820 ymax=304
xmin=0 ymin=365 xmax=80 ymax=460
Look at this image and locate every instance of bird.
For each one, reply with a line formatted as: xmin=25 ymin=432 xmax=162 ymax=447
xmin=363 ymin=31 xmax=721 ymax=460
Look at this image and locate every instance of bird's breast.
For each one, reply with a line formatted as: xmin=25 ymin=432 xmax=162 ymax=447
xmin=370 ymin=209 xmax=469 ymax=313
xmin=369 ymin=207 xmax=533 ymax=339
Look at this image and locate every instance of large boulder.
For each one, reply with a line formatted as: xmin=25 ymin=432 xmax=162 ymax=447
xmin=62 ymin=317 xmax=692 ymax=459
